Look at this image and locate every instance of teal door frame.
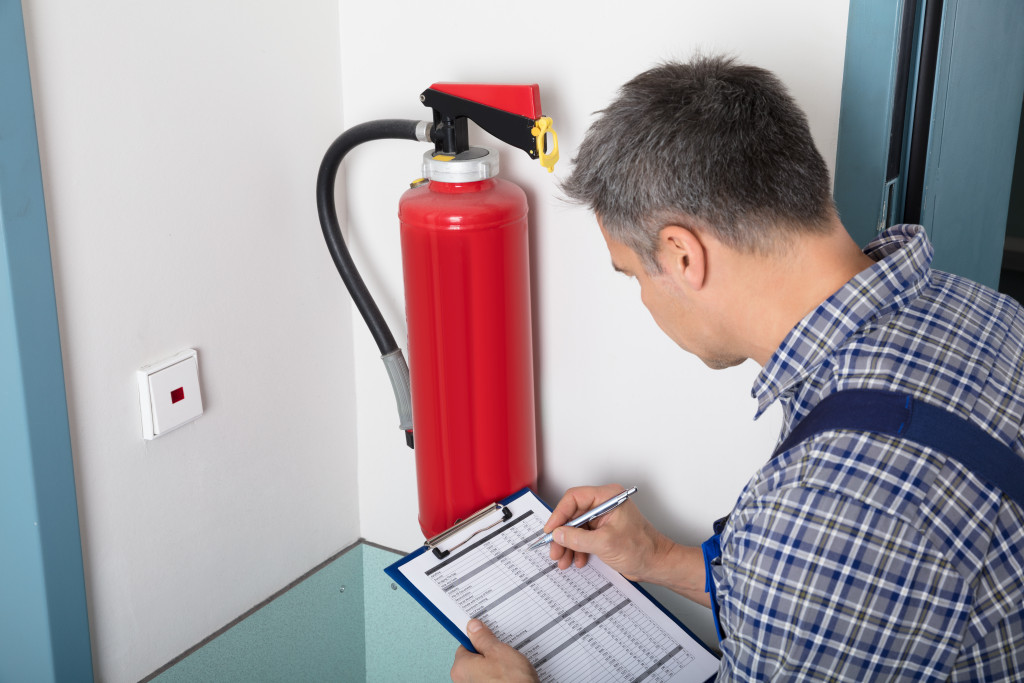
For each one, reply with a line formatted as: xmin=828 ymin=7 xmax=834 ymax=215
xmin=920 ymin=0 xmax=1024 ymax=287
xmin=0 ymin=1 xmax=94 ymax=680
xmin=835 ymin=0 xmax=1024 ymax=288
xmin=833 ymin=0 xmax=909 ymax=246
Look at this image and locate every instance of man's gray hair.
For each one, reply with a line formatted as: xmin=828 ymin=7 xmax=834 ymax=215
xmin=562 ymin=55 xmax=836 ymax=272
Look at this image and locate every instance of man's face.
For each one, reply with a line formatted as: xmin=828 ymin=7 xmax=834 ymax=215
xmin=600 ymin=224 xmax=744 ymax=370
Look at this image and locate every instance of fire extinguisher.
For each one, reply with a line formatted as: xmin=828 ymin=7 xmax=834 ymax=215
xmin=316 ymin=83 xmax=559 ymax=538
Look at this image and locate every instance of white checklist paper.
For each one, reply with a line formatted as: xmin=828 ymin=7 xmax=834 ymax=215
xmin=388 ymin=489 xmax=719 ymax=683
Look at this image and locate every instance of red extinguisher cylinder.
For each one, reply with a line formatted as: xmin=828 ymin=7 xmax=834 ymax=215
xmin=399 ymin=177 xmax=538 ymax=538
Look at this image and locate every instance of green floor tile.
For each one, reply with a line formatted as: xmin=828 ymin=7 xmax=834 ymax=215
xmin=150 ymin=547 xmax=365 ymax=682
xmin=147 ymin=542 xmax=455 ymax=682
xmin=363 ymin=544 xmax=455 ymax=682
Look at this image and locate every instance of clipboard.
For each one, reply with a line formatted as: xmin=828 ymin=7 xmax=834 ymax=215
xmin=385 ymin=487 xmax=720 ymax=682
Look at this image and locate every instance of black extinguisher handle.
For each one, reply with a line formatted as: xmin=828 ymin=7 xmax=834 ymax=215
xmin=316 ymin=119 xmax=431 ymax=437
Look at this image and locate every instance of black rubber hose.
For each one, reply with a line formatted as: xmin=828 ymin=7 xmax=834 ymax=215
xmin=316 ymin=119 xmax=423 ymax=355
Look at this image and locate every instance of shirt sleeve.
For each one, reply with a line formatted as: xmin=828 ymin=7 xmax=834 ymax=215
xmin=713 ymin=484 xmax=972 ymax=681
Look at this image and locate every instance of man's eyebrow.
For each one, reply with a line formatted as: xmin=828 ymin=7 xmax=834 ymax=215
xmin=611 ymin=260 xmax=631 ymax=276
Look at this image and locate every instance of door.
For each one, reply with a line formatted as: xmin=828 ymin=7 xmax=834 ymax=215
xmin=0 ymin=1 xmax=93 ymax=680
xmin=834 ymin=0 xmax=1024 ymax=290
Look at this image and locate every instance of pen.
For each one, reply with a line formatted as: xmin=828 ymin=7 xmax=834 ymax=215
xmin=528 ymin=486 xmax=639 ymax=550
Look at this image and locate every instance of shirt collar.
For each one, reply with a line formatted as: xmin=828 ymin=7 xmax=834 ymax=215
xmin=751 ymin=224 xmax=933 ymax=418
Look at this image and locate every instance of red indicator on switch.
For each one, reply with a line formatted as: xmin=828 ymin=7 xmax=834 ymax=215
xmin=171 ymin=387 xmax=185 ymax=404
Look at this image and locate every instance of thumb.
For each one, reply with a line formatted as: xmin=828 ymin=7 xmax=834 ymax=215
xmin=466 ymin=619 xmax=501 ymax=654
xmin=553 ymin=525 xmax=600 ymax=554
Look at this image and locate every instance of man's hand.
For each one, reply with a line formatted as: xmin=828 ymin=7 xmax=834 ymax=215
xmin=450 ymin=619 xmax=538 ymax=683
xmin=543 ymin=484 xmax=670 ymax=580
xmin=544 ymin=484 xmax=711 ymax=606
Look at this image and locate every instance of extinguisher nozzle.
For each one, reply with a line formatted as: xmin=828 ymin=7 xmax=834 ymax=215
xmin=405 ymin=430 xmax=414 ymax=449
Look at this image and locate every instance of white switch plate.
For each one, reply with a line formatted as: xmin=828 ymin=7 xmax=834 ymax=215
xmin=137 ymin=349 xmax=203 ymax=440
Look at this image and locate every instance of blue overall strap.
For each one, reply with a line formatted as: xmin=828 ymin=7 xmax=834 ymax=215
xmin=701 ymin=516 xmax=729 ymax=643
xmin=771 ymin=389 xmax=1024 ymax=507
xmin=702 ymin=389 xmax=1024 ymax=644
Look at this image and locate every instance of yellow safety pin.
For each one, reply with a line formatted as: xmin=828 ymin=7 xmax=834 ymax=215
xmin=531 ymin=116 xmax=560 ymax=172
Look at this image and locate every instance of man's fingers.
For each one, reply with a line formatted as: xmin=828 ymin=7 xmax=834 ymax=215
xmin=453 ymin=620 xmax=540 ymax=683
xmin=465 ymin=619 xmax=500 ymax=654
xmin=544 ymin=486 xmax=602 ymax=531
xmin=543 ymin=498 xmax=583 ymax=532
xmin=553 ymin=525 xmax=600 ymax=555
xmin=544 ymin=485 xmax=626 ymax=532
xmin=450 ymin=645 xmax=473 ymax=683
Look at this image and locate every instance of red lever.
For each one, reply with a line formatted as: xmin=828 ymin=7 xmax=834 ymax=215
xmin=427 ymin=83 xmax=541 ymax=119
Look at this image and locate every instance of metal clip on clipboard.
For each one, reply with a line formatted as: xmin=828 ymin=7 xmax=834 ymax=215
xmin=425 ymin=502 xmax=514 ymax=560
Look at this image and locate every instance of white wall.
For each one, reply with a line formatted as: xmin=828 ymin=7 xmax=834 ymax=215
xmin=23 ymin=2 xmax=360 ymax=681
xmin=344 ymin=0 xmax=850 ymax=646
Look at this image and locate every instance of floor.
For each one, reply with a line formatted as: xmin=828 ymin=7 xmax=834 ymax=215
xmin=144 ymin=542 xmax=455 ymax=682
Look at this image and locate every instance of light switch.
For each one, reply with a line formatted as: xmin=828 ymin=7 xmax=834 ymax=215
xmin=137 ymin=349 xmax=204 ymax=440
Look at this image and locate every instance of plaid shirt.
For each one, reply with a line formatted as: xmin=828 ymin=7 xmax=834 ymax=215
xmin=715 ymin=225 xmax=1024 ymax=681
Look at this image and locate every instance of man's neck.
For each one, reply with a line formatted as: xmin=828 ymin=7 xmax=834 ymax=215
xmin=729 ymin=221 xmax=875 ymax=367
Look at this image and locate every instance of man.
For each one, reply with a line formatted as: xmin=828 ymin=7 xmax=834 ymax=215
xmin=451 ymin=55 xmax=1024 ymax=681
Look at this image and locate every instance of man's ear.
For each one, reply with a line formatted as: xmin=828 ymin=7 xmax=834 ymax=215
xmin=658 ymin=225 xmax=706 ymax=290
